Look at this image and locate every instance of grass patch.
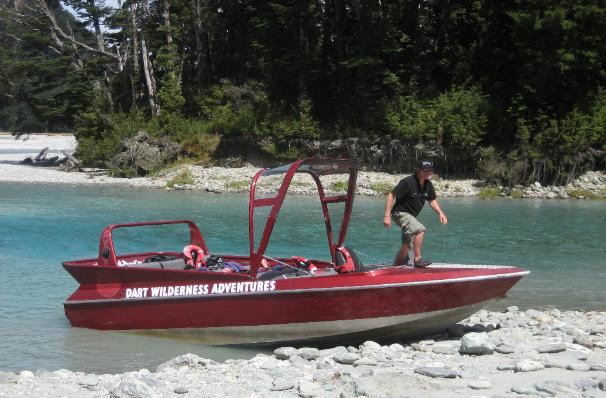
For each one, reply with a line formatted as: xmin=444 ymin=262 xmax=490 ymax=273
xmin=225 ymin=180 xmax=249 ymax=190
xmin=567 ymin=188 xmax=603 ymax=199
xmin=166 ymin=170 xmax=194 ymax=188
xmin=478 ymin=186 xmax=501 ymax=199
xmin=330 ymin=181 xmax=348 ymax=192
xmin=510 ymin=189 xmax=524 ymax=199
xmin=370 ymin=182 xmax=393 ymax=194
xmin=290 ymin=180 xmax=312 ymax=188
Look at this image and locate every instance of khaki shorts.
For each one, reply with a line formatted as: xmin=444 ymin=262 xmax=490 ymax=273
xmin=392 ymin=212 xmax=426 ymax=244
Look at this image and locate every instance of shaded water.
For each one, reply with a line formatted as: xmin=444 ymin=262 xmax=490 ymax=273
xmin=1 ymin=182 xmax=605 ymax=373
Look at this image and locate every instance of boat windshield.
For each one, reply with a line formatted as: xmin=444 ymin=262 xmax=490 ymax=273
xmin=260 ymin=159 xmax=355 ymax=177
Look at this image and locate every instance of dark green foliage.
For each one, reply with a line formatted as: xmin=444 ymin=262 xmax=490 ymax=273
xmin=1 ymin=0 xmax=604 ymax=183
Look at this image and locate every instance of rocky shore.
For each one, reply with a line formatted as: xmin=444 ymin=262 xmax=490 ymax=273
xmin=1 ymin=133 xmax=605 ymax=199
xmin=1 ymin=308 xmax=605 ymax=398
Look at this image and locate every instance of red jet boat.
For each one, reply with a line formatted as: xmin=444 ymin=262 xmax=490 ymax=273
xmin=63 ymin=159 xmax=528 ymax=344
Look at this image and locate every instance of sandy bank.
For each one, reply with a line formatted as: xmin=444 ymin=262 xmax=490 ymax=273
xmin=1 ymin=308 xmax=605 ymax=397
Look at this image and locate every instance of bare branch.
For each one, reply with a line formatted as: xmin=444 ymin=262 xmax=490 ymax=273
xmin=5 ymin=33 xmax=23 ymax=42
xmin=31 ymin=0 xmax=123 ymax=70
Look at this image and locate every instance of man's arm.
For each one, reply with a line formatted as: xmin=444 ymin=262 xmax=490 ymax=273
xmin=384 ymin=192 xmax=395 ymax=229
xmin=429 ymin=199 xmax=448 ymax=224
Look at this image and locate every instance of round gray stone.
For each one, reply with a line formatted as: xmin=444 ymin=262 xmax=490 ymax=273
xmin=537 ymin=342 xmax=567 ymax=353
xmin=174 ymin=387 xmax=189 ymax=394
xmin=297 ymin=347 xmax=320 ymax=360
xmin=274 ymin=347 xmax=298 ymax=360
xmin=333 ymin=352 xmax=361 ymax=365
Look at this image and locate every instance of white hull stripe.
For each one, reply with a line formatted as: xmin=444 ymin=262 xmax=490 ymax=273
xmin=65 ymin=270 xmax=529 ymax=306
xmin=123 ymin=302 xmax=490 ymax=344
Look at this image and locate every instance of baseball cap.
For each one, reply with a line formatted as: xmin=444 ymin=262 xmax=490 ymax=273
xmin=416 ymin=159 xmax=434 ymax=171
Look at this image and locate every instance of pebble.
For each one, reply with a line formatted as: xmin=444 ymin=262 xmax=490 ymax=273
xmin=590 ymin=363 xmax=606 ymax=371
xmin=271 ymin=379 xmax=296 ymax=391
xmin=297 ymin=380 xmax=324 ymax=397
xmin=78 ymin=374 xmax=99 ymax=387
xmin=354 ymin=357 xmax=378 ymax=367
xmin=274 ymin=347 xmax=298 ymax=360
xmin=534 ymin=380 xmax=576 ymax=395
xmin=468 ymin=380 xmax=492 ymax=389
xmin=495 ymin=344 xmax=516 ymax=354
xmin=576 ymin=378 xmax=599 ymax=391
xmin=333 ymin=352 xmax=361 ymax=365
xmin=459 ymin=332 xmax=495 ymax=355
xmin=537 ymin=342 xmax=567 ymax=353
xmin=174 ymin=387 xmax=189 ymax=394
xmin=297 ymin=347 xmax=320 ymax=361
xmin=515 ymin=359 xmax=545 ymax=372
xmin=414 ymin=366 xmax=459 ymax=378
xmin=567 ymin=362 xmax=591 ymax=371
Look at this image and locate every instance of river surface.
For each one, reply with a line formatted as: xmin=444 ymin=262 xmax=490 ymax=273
xmin=1 ymin=182 xmax=605 ymax=373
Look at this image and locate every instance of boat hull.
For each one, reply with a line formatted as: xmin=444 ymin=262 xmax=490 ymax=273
xmin=64 ymin=264 xmax=526 ymax=344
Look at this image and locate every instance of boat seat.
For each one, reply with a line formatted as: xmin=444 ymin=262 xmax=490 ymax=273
xmin=125 ymin=259 xmax=186 ymax=270
xmin=258 ymin=265 xmax=308 ymax=280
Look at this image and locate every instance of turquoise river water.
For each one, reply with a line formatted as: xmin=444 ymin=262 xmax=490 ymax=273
xmin=1 ymin=182 xmax=605 ymax=373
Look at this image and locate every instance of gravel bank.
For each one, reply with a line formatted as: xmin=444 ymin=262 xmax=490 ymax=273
xmin=1 ymin=133 xmax=605 ymax=198
xmin=1 ymin=308 xmax=605 ymax=397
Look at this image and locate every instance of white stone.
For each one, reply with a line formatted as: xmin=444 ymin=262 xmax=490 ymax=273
xmin=514 ymin=359 xmax=544 ymax=372
xmin=460 ymin=332 xmax=495 ymax=355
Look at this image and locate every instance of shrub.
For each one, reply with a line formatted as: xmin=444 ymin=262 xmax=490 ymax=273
xmin=510 ymin=190 xmax=524 ymax=199
xmin=330 ymin=181 xmax=348 ymax=192
xmin=225 ymin=180 xmax=249 ymax=190
xmin=370 ymin=182 xmax=393 ymax=194
xmin=478 ymin=186 xmax=501 ymax=199
xmin=167 ymin=170 xmax=195 ymax=188
xmin=385 ymin=86 xmax=488 ymax=150
xmin=566 ymin=188 xmax=603 ymax=199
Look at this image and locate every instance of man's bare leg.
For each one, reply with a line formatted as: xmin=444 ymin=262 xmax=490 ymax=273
xmin=413 ymin=231 xmax=425 ymax=262
xmin=393 ymin=243 xmax=410 ymax=265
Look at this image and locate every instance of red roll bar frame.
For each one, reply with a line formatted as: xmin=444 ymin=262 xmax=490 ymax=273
xmin=248 ymin=159 xmax=357 ymax=277
xmin=98 ymin=220 xmax=207 ymax=267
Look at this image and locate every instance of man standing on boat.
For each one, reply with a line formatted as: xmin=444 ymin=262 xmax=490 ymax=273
xmin=383 ymin=159 xmax=448 ymax=267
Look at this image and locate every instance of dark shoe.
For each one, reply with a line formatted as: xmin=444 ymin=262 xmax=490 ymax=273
xmin=402 ymin=255 xmax=410 ymax=266
xmin=414 ymin=258 xmax=432 ymax=268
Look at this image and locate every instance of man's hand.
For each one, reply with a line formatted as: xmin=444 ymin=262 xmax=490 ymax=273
xmin=439 ymin=212 xmax=448 ymax=225
xmin=383 ymin=215 xmax=392 ymax=229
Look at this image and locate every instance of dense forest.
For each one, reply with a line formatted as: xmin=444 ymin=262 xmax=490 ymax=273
xmin=1 ymin=0 xmax=605 ymax=184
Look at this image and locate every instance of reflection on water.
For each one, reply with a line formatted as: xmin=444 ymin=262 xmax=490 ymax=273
xmin=0 ymin=182 xmax=605 ymax=373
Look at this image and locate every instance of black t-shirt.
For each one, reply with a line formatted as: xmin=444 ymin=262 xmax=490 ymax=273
xmin=391 ymin=175 xmax=436 ymax=217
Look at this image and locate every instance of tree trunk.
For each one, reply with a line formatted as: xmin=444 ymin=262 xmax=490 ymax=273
xmin=129 ymin=0 xmax=140 ymax=109
xmin=163 ymin=0 xmax=172 ymax=44
xmin=192 ymin=0 xmax=211 ymax=87
xmin=140 ymin=32 xmax=158 ymax=115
